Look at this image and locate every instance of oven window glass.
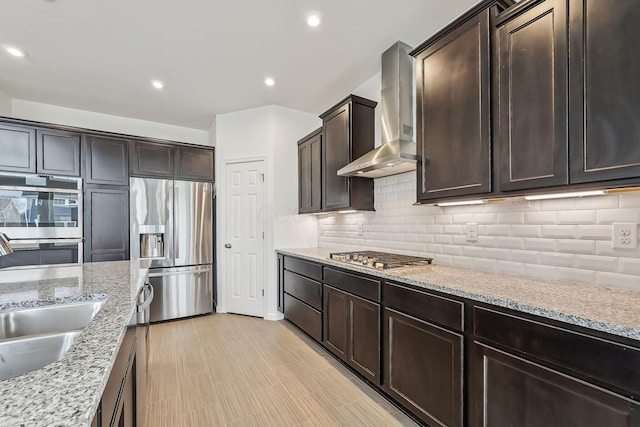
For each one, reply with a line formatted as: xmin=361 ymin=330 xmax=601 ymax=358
xmin=0 ymin=190 xmax=79 ymax=228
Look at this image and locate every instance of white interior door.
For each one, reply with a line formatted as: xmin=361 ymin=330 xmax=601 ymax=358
xmin=225 ymin=160 xmax=265 ymax=317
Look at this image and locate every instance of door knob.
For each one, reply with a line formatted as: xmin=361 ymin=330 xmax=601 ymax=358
xmin=225 ymin=243 xmax=232 ymax=248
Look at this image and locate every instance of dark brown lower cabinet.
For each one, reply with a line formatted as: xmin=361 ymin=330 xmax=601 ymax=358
xmin=383 ymin=307 xmax=463 ymax=427
xmin=472 ymin=344 xmax=640 ymax=426
xmin=284 ymin=293 xmax=322 ymax=342
xmin=323 ymin=285 xmax=348 ymax=360
xmin=323 ymin=284 xmax=380 ymax=385
xmin=102 ymin=321 xmax=136 ymax=427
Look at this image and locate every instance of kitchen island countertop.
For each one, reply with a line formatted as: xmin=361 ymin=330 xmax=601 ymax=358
xmin=278 ymin=247 xmax=640 ymax=342
xmin=0 ymin=260 xmax=150 ymax=427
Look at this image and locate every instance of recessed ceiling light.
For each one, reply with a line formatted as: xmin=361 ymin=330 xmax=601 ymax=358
xmin=307 ymin=14 xmax=321 ymax=27
xmin=151 ymin=80 xmax=164 ymax=89
xmin=5 ymin=46 xmax=25 ymax=57
xmin=264 ymin=77 xmax=275 ymax=87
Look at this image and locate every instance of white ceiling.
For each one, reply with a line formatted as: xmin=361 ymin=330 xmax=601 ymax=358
xmin=0 ymin=0 xmax=477 ymax=129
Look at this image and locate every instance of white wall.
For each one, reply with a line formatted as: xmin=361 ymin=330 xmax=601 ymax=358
xmin=352 ymin=72 xmax=382 ymax=148
xmin=319 ymin=172 xmax=640 ymax=292
xmin=11 ymin=99 xmax=210 ymax=145
xmin=215 ymin=105 xmax=320 ymax=320
xmin=0 ymin=89 xmax=12 ymax=116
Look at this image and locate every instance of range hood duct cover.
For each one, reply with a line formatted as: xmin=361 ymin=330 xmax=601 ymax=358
xmin=338 ymin=41 xmax=416 ymax=178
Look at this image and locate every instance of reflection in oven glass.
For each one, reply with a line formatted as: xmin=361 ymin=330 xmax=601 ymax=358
xmin=0 ymin=190 xmax=79 ymax=228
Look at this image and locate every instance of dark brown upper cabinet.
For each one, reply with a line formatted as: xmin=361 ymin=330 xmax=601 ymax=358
xmin=176 ymin=146 xmax=214 ymax=181
xmin=298 ymin=128 xmax=322 ymax=214
xmin=411 ymin=1 xmax=508 ymax=202
xmin=36 ymin=129 xmax=81 ymax=177
xmin=130 ymin=141 xmax=175 ymax=178
xmin=496 ymin=0 xmax=569 ymax=191
xmin=0 ymin=123 xmax=36 ymax=173
xmin=83 ymin=135 xmax=129 ymax=186
xmin=569 ymin=0 xmax=640 ymax=184
xmin=320 ymin=95 xmax=376 ymax=212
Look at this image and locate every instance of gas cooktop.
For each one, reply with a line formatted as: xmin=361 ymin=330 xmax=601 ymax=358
xmin=329 ymin=251 xmax=433 ymax=270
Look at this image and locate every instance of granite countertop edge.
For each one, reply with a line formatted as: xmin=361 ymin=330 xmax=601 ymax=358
xmin=276 ymin=248 xmax=640 ymax=342
xmin=0 ymin=260 xmax=150 ymax=427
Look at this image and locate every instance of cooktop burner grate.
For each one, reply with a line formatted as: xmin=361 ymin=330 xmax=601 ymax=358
xmin=329 ymin=251 xmax=433 ymax=270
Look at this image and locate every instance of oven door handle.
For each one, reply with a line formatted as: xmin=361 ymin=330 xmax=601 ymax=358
xmin=137 ymin=283 xmax=155 ymax=312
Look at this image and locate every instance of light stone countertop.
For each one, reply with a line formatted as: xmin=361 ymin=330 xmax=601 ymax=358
xmin=277 ymin=247 xmax=640 ymax=342
xmin=0 ymin=260 xmax=150 ymax=427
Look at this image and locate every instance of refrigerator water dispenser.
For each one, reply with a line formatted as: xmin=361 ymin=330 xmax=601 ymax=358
xmin=138 ymin=225 xmax=165 ymax=259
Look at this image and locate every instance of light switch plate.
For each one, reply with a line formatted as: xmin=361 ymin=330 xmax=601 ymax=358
xmin=612 ymin=223 xmax=638 ymax=249
xmin=465 ymin=223 xmax=478 ymax=242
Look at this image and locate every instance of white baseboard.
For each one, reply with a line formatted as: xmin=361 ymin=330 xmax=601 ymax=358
xmin=264 ymin=311 xmax=284 ymax=321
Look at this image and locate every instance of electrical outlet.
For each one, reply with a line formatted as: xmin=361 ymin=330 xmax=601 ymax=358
xmin=465 ymin=223 xmax=478 ymax=242
xmin=612 ymin=223 xmax=638 ymax=249
xmin=358 ymin=223 xmax=364 ymax=237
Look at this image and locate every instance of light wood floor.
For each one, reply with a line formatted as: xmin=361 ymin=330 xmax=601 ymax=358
xmin=145 ymin=313 xmax=419 ymax=426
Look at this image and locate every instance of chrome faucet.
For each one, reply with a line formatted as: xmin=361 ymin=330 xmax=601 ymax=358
xmin=0 ymin=233 xmax=13 ymax=256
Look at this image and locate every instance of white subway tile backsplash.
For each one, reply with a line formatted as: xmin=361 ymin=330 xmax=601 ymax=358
xmin=472 ymin=213 xmax=498 ymax=224
xmin=557 ymin=210 xmax=596 ymax=225
xmin=524 ymin=211 xmax=557 ymax=224
xmin=595 ymin=271 xmax=640 ymax=291
xmin=510 ymin=250 xmax=541 ymax=264
xmin=485 ymin=224 xmax=511 ymax=236
xmin=596 ymin=208 xmax=640 ymax=224
xmin=619 ymin=193 xmax=640 ymax=208
xmin=318 ymin=171 xmax=640 ymax=291
xmin=541 ymin=225 xmax=578 ymax=239
xmin=619 ymin=258 xmax=640 ymax=275
xmin=524 ymin=238 xmax=557 ymax=252
xmin=556 ymin=239 xmax=596 ymax=254
xmin=511 ymin=225 xmax=542 ymax=237
xmin=497 ymin=212 xmax=525 ymax=224
xmin=575 ymin=255 xmax=618 ymax=272
xmin=495 ymin=236 xmax=525 ymax=250
xmin=576 ymin=225 xmax=612 ymax=240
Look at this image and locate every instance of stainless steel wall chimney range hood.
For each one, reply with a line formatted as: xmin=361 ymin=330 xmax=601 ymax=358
xmin=338 ymin=41 xmax=417 ymax=179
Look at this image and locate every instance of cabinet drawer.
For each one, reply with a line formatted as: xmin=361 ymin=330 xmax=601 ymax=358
xmin=323 ymin=267 xmax=380 ymax=302
xmin=283 ymin=256 xmax=322 ymax=281
xmin=284 ymin=270 xmax=322 ymax=310
xmin=385 ymin=282 xmax=463 ymax=332
xmin=474 ymin=306 xmax=640 ymax=397
xmin=284 ymin=294 xmax=322 ymax=342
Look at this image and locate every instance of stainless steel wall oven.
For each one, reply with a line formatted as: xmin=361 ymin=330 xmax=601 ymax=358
xmin=0 ymin=173 xmax=82 ymax=267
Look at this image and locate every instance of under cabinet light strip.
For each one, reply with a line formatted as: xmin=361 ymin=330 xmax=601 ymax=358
xmin=605 ymin=187 xmax=640 ymax=194
xmin=436 ymin=200 xmax=485 ymax=207
xmin=524 ymin=190 xmax=606 ymax=201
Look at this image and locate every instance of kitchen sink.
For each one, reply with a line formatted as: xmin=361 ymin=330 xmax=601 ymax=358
xmin=0 ymin=331 xmax=81 ymax=380
xmin=0 ymin=300 xmax=105 ymax=340
xmin=0 ymin=300 xmax=106 ymax=380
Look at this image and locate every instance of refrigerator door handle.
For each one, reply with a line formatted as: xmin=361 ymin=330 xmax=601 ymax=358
xmin=174 ymin=184 xmax=180 ymax=260
xmin=147 ymin=266 xmax=212 ymax=278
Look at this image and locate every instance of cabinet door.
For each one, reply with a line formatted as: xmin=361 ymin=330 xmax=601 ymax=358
xmin=498 ymin=0 xmax=568 ymax=191
xmin=569 ymin=0 xmax=640 ymax=183
xmin=471 ymin=343 xmax=640 ymax=426
xmin=84 ymin=135 xmax=129 ymax=186
xmin=298 ymin=131 xmax=323 ymax=214
xmin=0 ymin=123 xmax=36 ymax=173
xmin=130 ymin=141 xmax=174 ymax=178
xmin=323 ymin=285 xmax=349 ymax=361
xmin=348 ymin=294 xmax=380 ymax=384
xmin=84 ymin=188 xmax=129 ymax=262
xmin=383 ymin=307 xmax=463 ymax=427
xmin=415 ymin=10 xmax=491 ymax=200
xmin=176 ymin=146 xmax=214 ymax=181
xmin=36 ymin=129 xmax=81 ymax=177
xmin=322 ymin=104 xmax=351 ymax=210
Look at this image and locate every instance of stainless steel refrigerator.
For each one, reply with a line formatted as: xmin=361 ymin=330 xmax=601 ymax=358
xmin=130 ymin=177 xmax=214 ymax=322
